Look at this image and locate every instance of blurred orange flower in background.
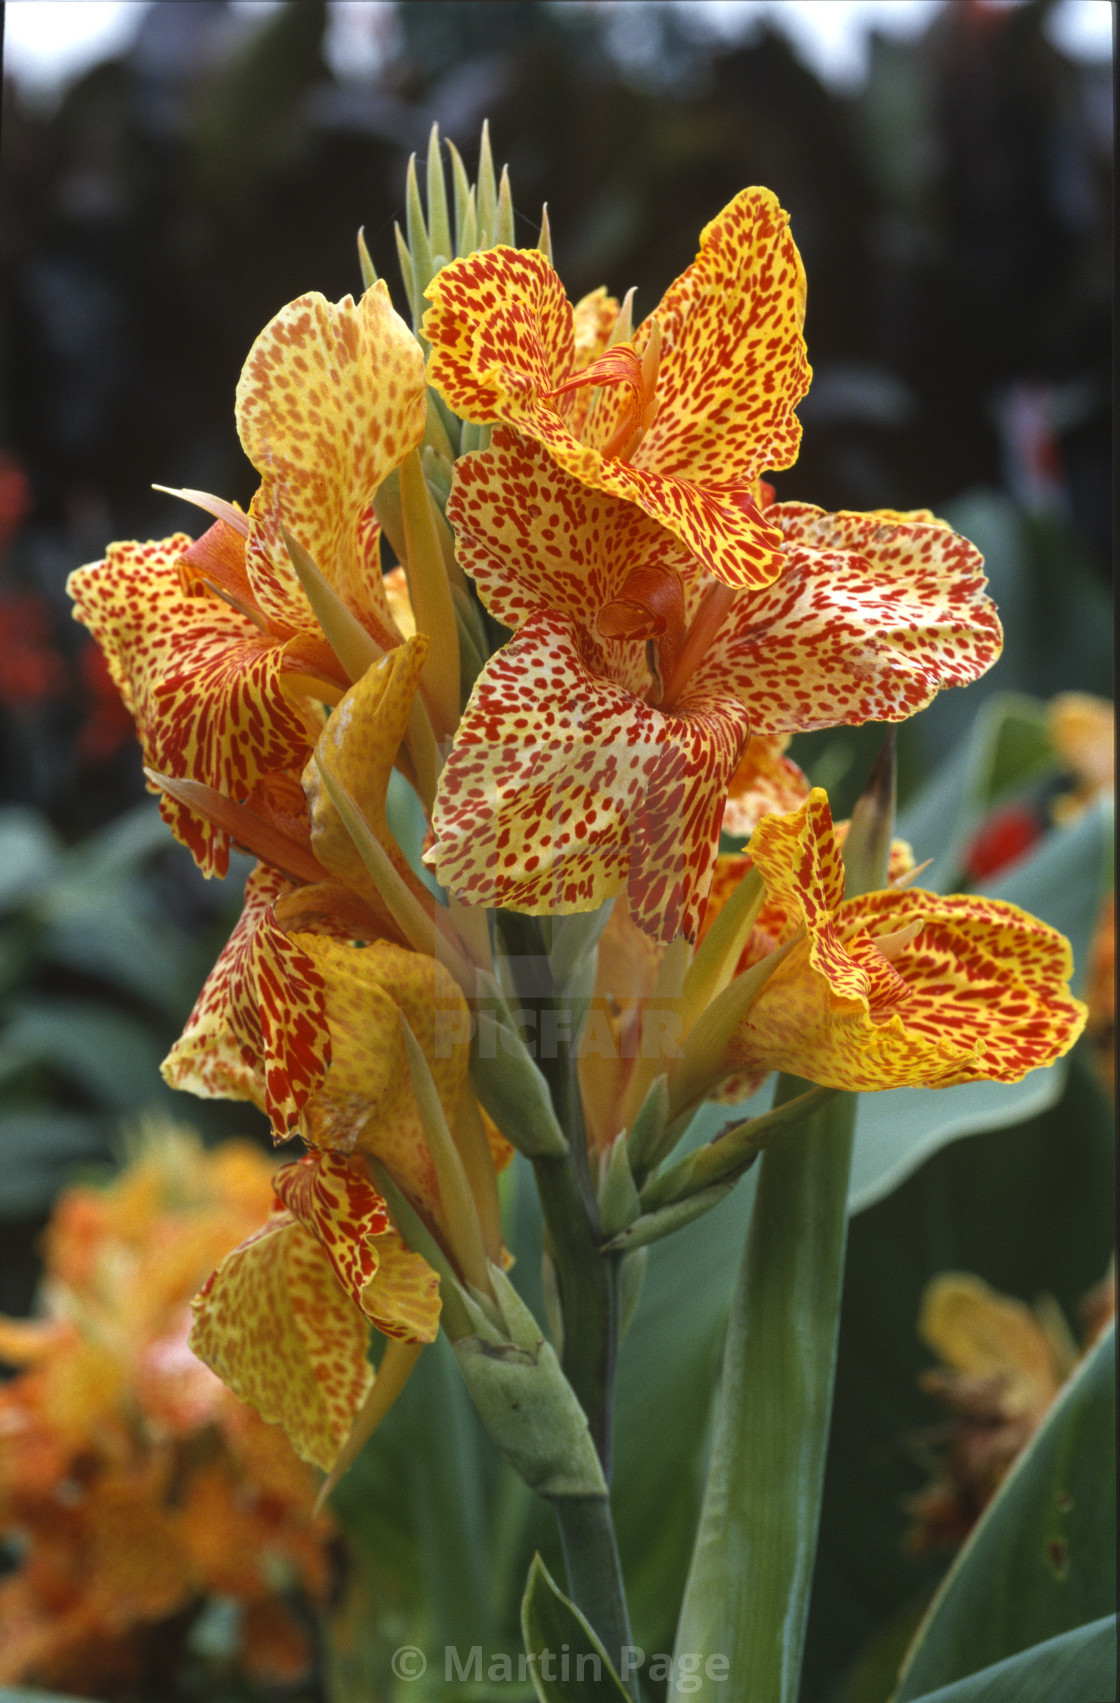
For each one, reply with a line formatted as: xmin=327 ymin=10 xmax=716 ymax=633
xmin=0 ymin=1120 xmax=336 ymax=1695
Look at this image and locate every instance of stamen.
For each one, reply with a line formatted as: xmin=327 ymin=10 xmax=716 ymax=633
xmin=659 ymin=581 xmax=737 ymax=711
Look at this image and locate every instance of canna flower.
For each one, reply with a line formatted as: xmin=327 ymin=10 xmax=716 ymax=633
xmin=906 ymin=1268 xmax=1114 ymax=1554
xmin=68 ymin=283 xmax=427 ymax=875
xmin=719 ymin=790 xmax=1087 ymax=1092
xmin=429 ymin=430 xmax=1002 ymax=941
xmin=423 ymin=187 xmax=810 ymax=590
xmin=0 ymin=1124 xmax=334 ymax=1692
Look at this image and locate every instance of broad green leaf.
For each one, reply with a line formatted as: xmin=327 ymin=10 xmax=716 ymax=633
xmin=520 ymin=1554 xmax=631 ymax=1701
xmin=673 ymin=1086 xmax=857 ymax=1701
xmin=802 ymin=1049 xmax=1114 ymax=1701
xmin=894 ymin=1324 xmax=1115 ymax=1698
xmin=0 ymin=1113 xmax=111 ymax=1216
xmin=0 ymin=1001 xmax=173 ymax=1111
xmin=902 ymin=1615 xmax=1115 ymax=1703
xmin=0 ymin=808 xmax=61 ymax=910
xmin=0 ymin=1690 xmax=101 ymax=1703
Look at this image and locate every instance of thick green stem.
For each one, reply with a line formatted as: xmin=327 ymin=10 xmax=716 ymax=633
xmin=673 ymin=1078 xmax=857 ymax=1700
xmin=548 ymin=1494 xmax=635 ymax=1681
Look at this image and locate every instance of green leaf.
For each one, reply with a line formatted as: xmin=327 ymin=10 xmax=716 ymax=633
xmin=902 ymin=1615 xmax=1116 ymax=1703
xmin=0 ymin=808 xmax=61 ymax=910
xmin=0 ymin=1113 xmax=111 ymax=1215
xmin=0 ymin=1001 xmax=172 ymax=1111
xmin=672 ymin=1086 xmax=857 ymax=1700
xmin=895 ymin=1324 xmax=1115 ymax=1698
xmin=802 ymin=1048 xmax=1115 ymax=1703
xmin=520 ymin=1554 xmax=631 ymax=1701
xmin=0 ymin=1690 xmax=104 ymax=1703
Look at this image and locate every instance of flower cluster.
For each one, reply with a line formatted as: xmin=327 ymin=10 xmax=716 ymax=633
xmin=65 ymin=129 xmax=1085 ymax=1494
xmin=0 ymin=1123 xmax=334 ymax=1692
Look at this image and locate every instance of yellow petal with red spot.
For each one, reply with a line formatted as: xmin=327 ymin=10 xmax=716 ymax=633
xmin=722 ymin=791 xmax=1087 ymax=1091
xmin=273 ymin=1151 xmax=440 ymax=1343
xmin=291 ymin=934 xmax=471 ymax=1227
xmin=424 ymin=187 xmax=810 ymax=591
xmin=447 ymin=425 xmax=696 ymax=679
xmin=430 ymin=609 xmax=750 ymax=942
xmin=693 ymin=503 xmax=1003 ymax=736
xmin=302 ymin=634 xmax=431 ymax=911
xmin=236 ymin=286 xmax=426 ymax=640
xmin=189 ymin=1209 xmax=373 ymax=1473
xmin=68 ymin=538 xmax=318 ymax=876
xmin=634 ymin=187 xmax=808 ymax=487
xmin=162 ymin=862 xmax=330 ymax=1140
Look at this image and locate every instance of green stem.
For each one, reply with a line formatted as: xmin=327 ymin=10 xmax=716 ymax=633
xmin=547 ymin=1493 xmax=635 ymax=1681
xmin=532 ymin=1151 xmax=618 ymax=1474
xmin=673 ymin=1077 xmax=857 ymax=1700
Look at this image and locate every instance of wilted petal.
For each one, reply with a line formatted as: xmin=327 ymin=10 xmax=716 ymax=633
xmin=292 ymin=934 xmax=471 ymax=1227
xmin=69 ymin=539 xmax=319 ymax=875
xmin=189 ymin=1211 xmax=373 ymax=1473
xmin=273 ymin=1151 xmax=440 ymax=1343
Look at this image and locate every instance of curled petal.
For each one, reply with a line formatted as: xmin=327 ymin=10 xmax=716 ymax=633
xmin=274 ymin=1151 xmax=440 ymax=1343
xmin=162 ymin=863 xmax=330 ymax=1139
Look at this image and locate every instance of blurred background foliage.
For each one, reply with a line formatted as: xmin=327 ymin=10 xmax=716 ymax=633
xmin=0 ymin=3 xmax=1112 ymax=1700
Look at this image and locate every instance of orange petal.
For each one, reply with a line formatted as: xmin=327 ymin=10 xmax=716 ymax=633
xmin=189 ymin=1210 xmax=374 ymax=1473
xmin=69 ymin=538 xmax=318 ymax=876
xmin=721 ymin=735 xmax=810 ymax=838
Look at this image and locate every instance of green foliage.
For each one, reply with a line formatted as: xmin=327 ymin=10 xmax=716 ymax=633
xmin=895 ymin=1325 xmax=1115 ymax=1699
xmin=520 ymin=1556 xmax=632 ymax=1701
xmin=900 ymin=1616 xmax=1115 ymax=1703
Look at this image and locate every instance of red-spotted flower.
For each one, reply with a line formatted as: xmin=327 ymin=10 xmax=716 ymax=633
xmin=428 ymin=430 xmax=1003 ymax=942
xmin=423 ymin=187 xmax=810 ymax=590
xmin=719 ymin=789 xmax=1087 ymax=1092
xmin=68 ymin=284 xmax=426 ymax=876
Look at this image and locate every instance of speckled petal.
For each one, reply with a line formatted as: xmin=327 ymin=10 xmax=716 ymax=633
xmin=273 ymin=1150 xmax=440 ymax=1343
xmin=423 ymin=227 xmax=797 ymax=591
xmin=636 ymin=187 xmax=809 ymax=487
xmin=189 ymin=1210 xmax=373 ymax=1473
xmin=292 ymin=934 xmax=471 ymax=1229
xmin=162 ymin=862 xmax=330 ymax=1141
xmin=235 ymin=285 xmax=425 ymax=640
xmin=723 ymin=793 xmax=1087 ymax=1091
xmin=447 ymin=426 xmax=696 ymax=667
xmin=68 ymin=538 xmax=318 ymax=876
xmin=430 ymin=610 xmax=749 ymax=940
xmin=694 ymin=504 xmax=1003 ymax=735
